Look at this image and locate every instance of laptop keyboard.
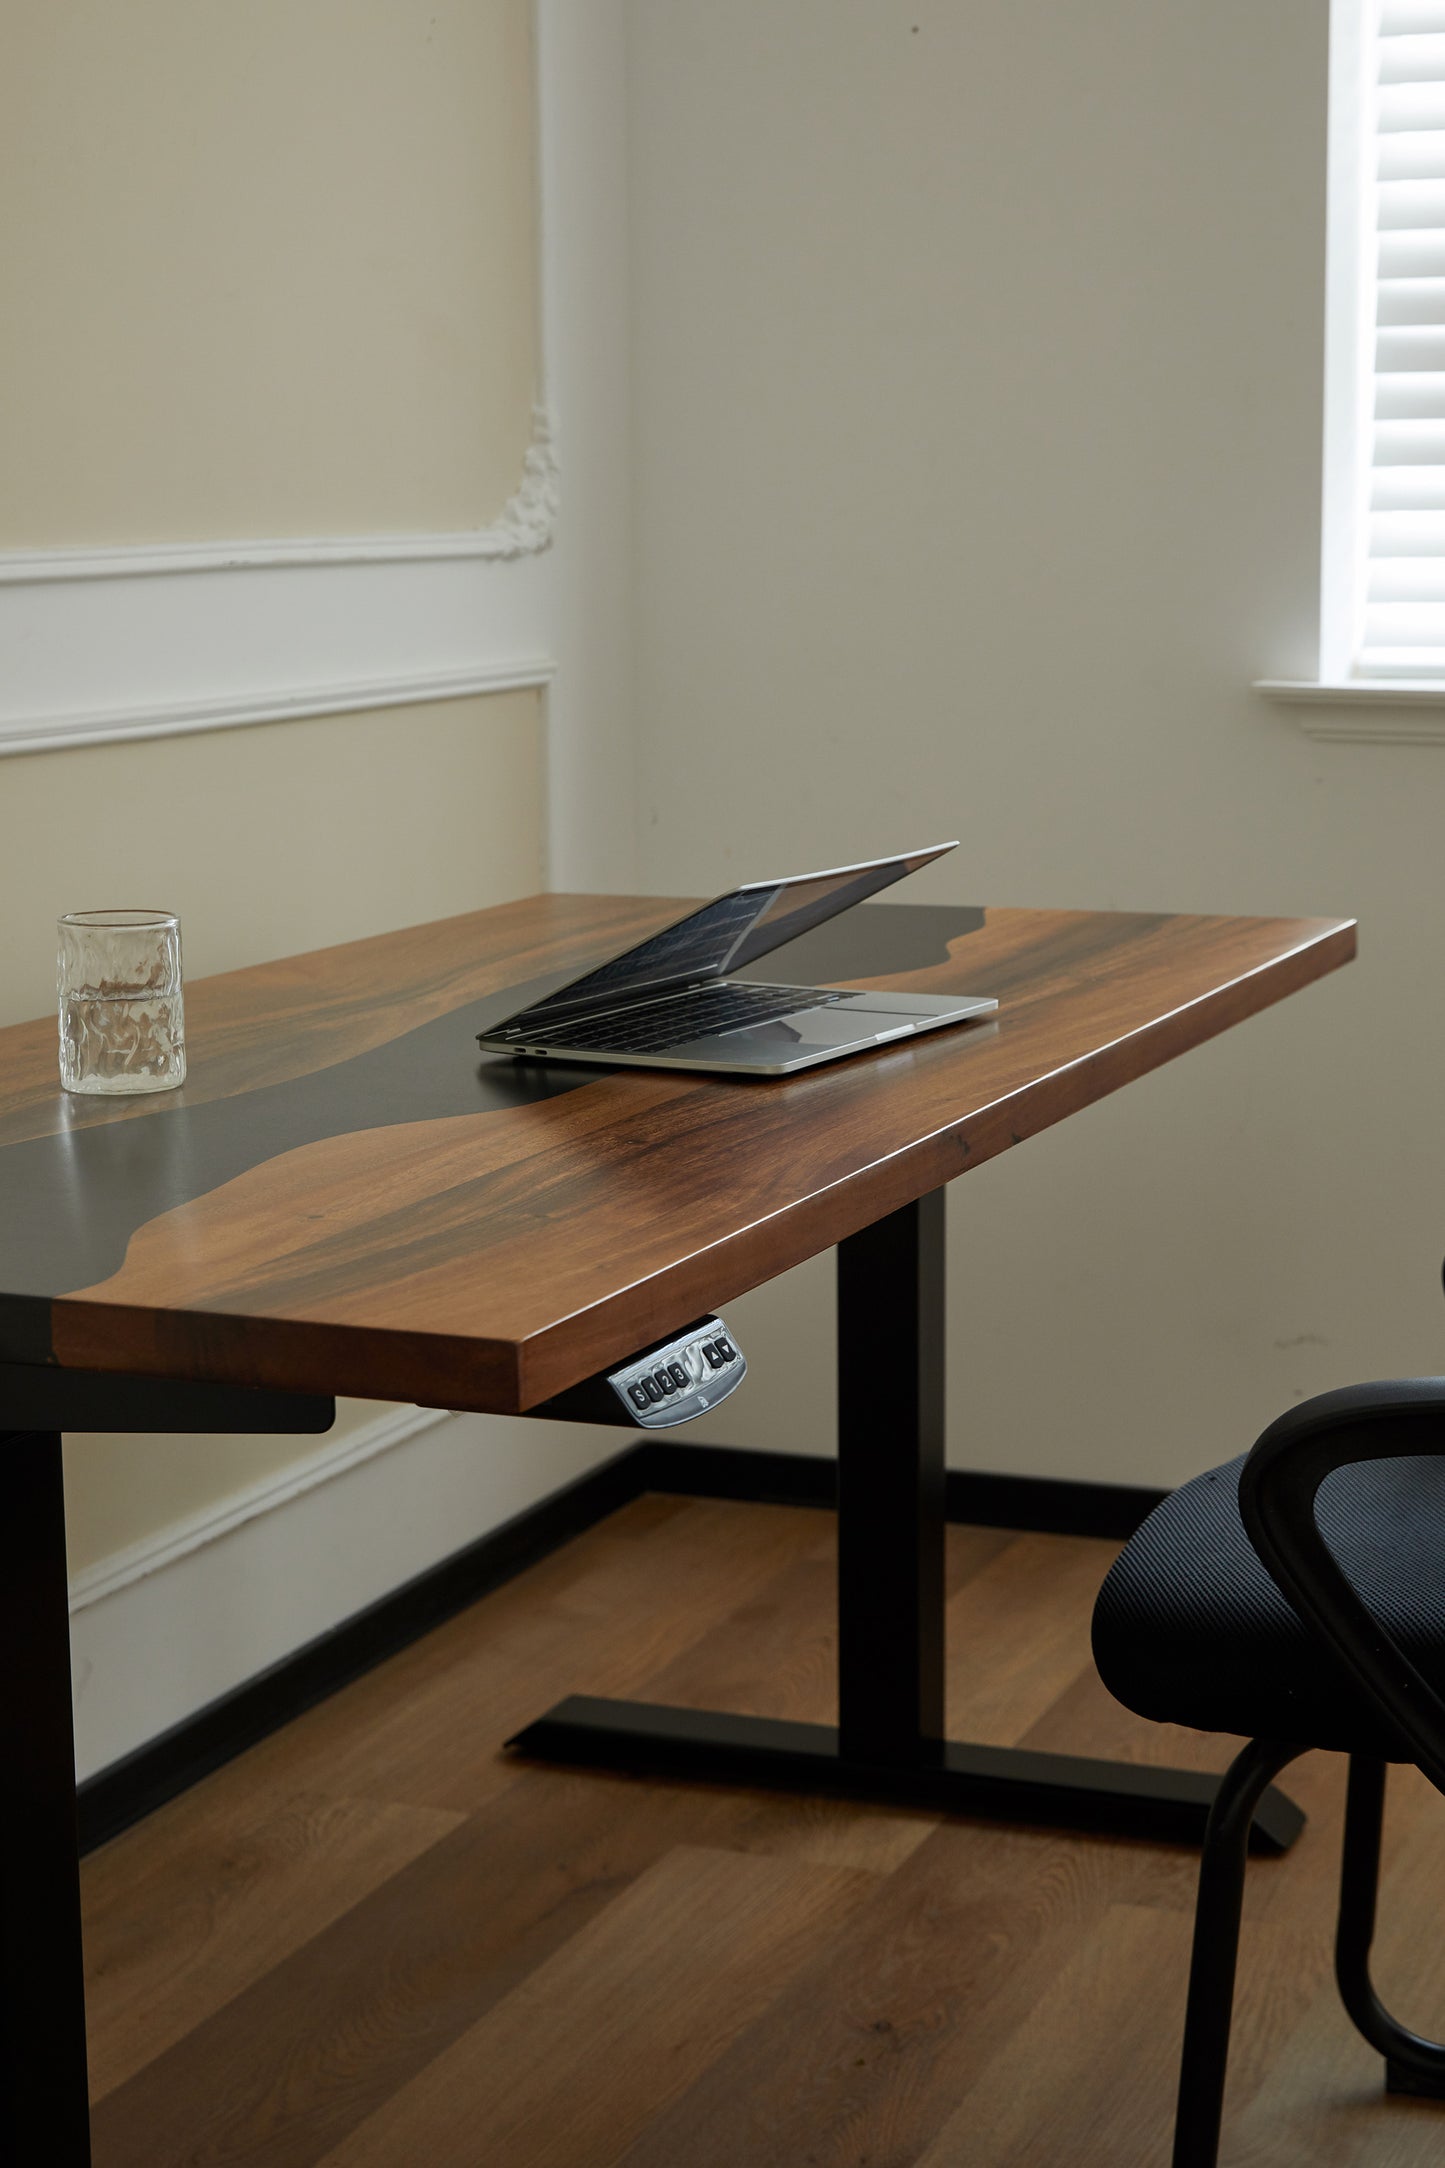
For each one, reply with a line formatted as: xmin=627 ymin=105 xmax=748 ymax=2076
xmin=530 ymin=982 xmax=853 ymax=1054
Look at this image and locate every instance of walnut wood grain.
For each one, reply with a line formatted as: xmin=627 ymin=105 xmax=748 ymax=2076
xmin=0 ymin=893 xmax=675 ymax=1153
xmin=0 ymin=895 xmax=1354 ymax=1410
xmin=89 ymin=1498 xmax=1445 ymax=2168
xmin=322 ymin=1846 xmax=876 ymax=2168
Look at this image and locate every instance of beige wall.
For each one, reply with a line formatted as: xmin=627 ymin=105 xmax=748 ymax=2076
xmin=0 ymin=690 xmax=545 ymax=1575
xmin=1 ymin=0 xmax=536 ymax=547
xmin=627 ymin=1 xmax=1439 ymax=1489
xmin=0 ymin=693 xmax=541 ymax=1028
xmin=2 ymin=0 xmax=545 ymax=1580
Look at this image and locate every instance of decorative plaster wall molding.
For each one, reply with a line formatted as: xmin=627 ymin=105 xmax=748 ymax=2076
xmin=0 ymin=407 xmax=560 ymax=588
xmin=491 ymin=403 xmax=562 ymax=559
xmin=0 ymin=3 xmax=563 ymax=756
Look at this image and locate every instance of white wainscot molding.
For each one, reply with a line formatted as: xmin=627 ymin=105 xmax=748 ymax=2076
xmin=0 ymin=0 xmax=635 ymax=904
xmin=0 ymin=409 xmax=559 ymax=757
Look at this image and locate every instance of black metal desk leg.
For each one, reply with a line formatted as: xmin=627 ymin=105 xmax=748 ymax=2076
xmin=837 ymin=1190 xmax=946 ymax=1765
xmin=0 ymin=1433 xmax=92 ymax=2167
xmin=509 ymin=1191 xmax=1303 ymax=1855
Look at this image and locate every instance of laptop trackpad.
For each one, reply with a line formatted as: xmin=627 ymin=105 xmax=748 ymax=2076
xmin=679 ymin=1003 xmax=922 ymax=1059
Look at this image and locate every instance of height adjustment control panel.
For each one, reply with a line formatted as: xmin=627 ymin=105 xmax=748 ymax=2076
xmin=607 ymin=1316 xmax=746 ymax=1429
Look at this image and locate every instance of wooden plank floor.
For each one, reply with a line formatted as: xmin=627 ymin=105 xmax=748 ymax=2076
xmin=82 ymin=1495 xmax=1445 ymax=2166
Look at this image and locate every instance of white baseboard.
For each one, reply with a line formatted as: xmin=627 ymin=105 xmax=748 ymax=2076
xmin=68 ymin=1405 xmax=630 ymax=1784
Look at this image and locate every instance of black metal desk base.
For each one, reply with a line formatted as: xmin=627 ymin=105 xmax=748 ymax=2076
xmin=508 ymin=1193 xmax=1305 ymax=1862
xmin=507 ymin=1697 xmax=1304 ymax=1855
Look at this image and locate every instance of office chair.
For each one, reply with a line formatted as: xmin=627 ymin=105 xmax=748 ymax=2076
xmin=1091 ymin=1374 xmax=1445 ymax=2167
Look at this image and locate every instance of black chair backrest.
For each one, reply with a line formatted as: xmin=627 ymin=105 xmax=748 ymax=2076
xmin=1240 ymin=1380 xmax=1445 ymax=1799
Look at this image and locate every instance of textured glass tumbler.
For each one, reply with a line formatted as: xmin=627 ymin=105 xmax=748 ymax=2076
xmin=57 ymin=909 xmax=186 ymax=1095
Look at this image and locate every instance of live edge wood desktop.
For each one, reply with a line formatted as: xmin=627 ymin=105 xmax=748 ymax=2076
xmin=0 ymin=891 xmax=1354 ymax=2165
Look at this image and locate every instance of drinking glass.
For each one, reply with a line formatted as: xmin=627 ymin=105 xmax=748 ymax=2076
xmin=57 ymin=909 xmax=186 ymax=1095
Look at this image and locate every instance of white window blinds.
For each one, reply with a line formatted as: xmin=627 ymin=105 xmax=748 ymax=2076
xmin=1364 ymin=0 xmax=1445 ymax=673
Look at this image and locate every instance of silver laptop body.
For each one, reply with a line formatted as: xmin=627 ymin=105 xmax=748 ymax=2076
xmin=476 ymin=845 xmax=998 ymax=1078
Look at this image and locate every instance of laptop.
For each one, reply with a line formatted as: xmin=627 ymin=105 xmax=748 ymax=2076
xmin=476 ymin=844 xmax=998 ymax=1077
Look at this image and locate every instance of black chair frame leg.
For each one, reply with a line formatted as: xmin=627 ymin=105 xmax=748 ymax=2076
xmin=1172 ymin=1740 xmax=1306 ymax=2168
xmin=1335 ymin=1754 xmax=1445 ymax=2099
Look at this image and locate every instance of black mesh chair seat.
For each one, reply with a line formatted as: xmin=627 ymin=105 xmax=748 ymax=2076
xmin=1093 ymin=1450 xmax=1445 ymax=1759
xmin=1093 ymin=1377 xmax=1445 ymax=2166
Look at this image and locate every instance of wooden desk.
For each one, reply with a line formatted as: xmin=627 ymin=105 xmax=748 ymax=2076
xmin=0 ymin=893 xmax=1354 ymax=2164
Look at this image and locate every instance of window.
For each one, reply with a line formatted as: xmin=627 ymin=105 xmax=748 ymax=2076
xmin=1323 ymin=0 xmax=1445 ymax=682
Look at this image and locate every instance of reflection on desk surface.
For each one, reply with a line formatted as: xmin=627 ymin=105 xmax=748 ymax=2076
xmin=0 ymin=902 xmax=990 ymax=1302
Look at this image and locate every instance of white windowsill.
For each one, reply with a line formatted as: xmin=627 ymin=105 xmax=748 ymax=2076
xmin=1255 ymin=680 xmax=1445 ymax=743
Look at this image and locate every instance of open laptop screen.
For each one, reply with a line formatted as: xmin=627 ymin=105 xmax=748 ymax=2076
xmin=511 ymin=846 xmax=955 ymax=1027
